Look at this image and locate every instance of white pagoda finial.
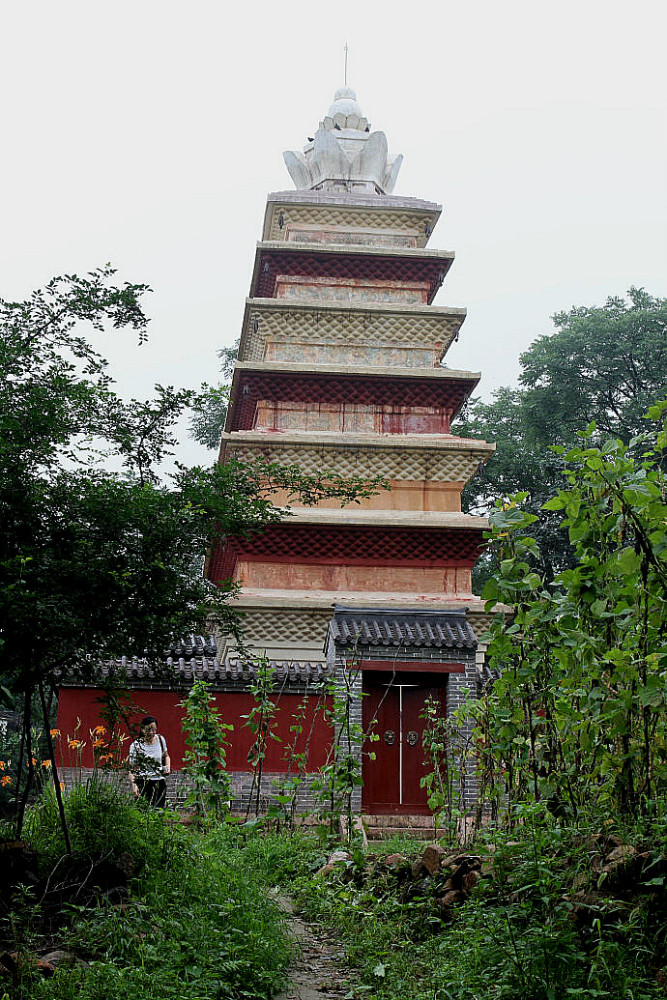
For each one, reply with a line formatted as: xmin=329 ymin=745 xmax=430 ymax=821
xmin=283 ymin=88 xmax=403 ymax=196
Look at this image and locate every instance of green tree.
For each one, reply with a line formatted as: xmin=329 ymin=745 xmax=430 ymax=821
xmin=0 ymin=267 xmax=378 ymax=836
xmin=189 ymin=341 xmax=238 ymax=449
xmin=456 ymin=288 xmax=667 ymax=581
xmin=457 ymin=388 xmax=569 ymax=583
xmin=473 ymin=400 xmax=667 ymax=822
xmin=521 ymin=287 xmax=667 ymax=445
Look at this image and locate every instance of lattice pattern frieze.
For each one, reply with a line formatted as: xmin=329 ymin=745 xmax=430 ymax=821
xmin=266 ymin=206 xmax=438 ymax=243
xmin=467 ymin=612 xmax=502 ymax=639
xmin=228 ymin=524 xmax=484 ymax=564
xmin=225 ymin=441 xmax=489 ymax=484
xmin=253 ymin=249 xmax=451 ymax=301
xmin=240 ymin=305 xmax=464 ymax=363
xmin=227 ymin=608 xmax=332 ymax=644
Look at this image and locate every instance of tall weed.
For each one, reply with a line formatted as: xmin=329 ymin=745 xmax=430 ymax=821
xmin=25 ymin=780 xmax=165 ymax=873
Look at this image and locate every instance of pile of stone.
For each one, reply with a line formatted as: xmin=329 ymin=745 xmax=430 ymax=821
xmin=317 ymin=842 xmax=493 ymax=918
xmin=410 ymin=844 xmax=490 ymax=915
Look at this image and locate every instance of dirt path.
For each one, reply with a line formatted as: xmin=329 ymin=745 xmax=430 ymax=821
xmin=272 ymin=893 xmax=360 ymax=1000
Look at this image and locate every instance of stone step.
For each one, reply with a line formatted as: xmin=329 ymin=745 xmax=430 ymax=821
xmin=361 ymin=814 xmax=446 ymax=840
xmin=363 ymin=814 xmax=434 ymax=827
xmin=365 ymin=827 xmax=447 ymax=841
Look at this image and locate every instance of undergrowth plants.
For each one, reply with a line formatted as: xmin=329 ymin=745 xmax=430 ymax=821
xmin=8 ymin=788 xmax=293 ymax=1000
xmin=260 ymin=807 xmax=667 ymax=1000
xmin=8 ymin=782 xmax=667 ymax=999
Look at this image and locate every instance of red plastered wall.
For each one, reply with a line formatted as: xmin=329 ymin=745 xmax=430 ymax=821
xmin=56 ymin=687 xmax=333 ymax=772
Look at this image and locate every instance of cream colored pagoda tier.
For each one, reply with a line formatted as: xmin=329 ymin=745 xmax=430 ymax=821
xmin=219 ymin=430 xmax=494 ymax=512
xmin=216 ymin=590 xmax=499 ymax=662
xmin=272 ymin=508 xmax=488 ymax=529
xmin=238 ymin=299 xmax=467 ymax=367
xmin=263 ymin=190 xmax=442 ymax=248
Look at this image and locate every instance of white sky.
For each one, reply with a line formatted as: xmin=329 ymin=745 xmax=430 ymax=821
xmin=1 ymin=0 xmax=665 ymax=467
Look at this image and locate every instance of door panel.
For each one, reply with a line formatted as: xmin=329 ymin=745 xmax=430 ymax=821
xmin=362 ymin=681 xmax=400 ymax=808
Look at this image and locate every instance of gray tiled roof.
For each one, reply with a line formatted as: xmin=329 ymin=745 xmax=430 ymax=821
xmin=168 ymin=635 xmax=218 ymax=659
xmin=101 ymin=656 xmax=331 ymax=687
xmin=328 ymin=606 xmax=477 ymax=650
xmin=58 ymin=636 xmax=332 ymax=690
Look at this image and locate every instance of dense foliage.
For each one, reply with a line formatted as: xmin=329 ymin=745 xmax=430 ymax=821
xmin=470 ymin=401 xmax=667 ymax=822
xmin=456 ymin=288 xmax=667 ymax=581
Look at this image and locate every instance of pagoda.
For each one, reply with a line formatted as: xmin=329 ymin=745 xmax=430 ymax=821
xmin=206 ymin=88 xmax=495 ymax=815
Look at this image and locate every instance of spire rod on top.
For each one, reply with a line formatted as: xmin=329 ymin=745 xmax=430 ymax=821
xmin=344 ymin=42 xmax=349 ymax=86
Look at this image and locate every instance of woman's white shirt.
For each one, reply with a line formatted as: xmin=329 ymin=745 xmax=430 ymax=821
xmin=128 ymin=737 xmax=166 ymax=780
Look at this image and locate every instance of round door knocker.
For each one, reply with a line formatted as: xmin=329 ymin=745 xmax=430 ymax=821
xmin=383 ymin=730 xmax=396 ymax=746
xmin=406 ymin=730 xmax=419 ymax=747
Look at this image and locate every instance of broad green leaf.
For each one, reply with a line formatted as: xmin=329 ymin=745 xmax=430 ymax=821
xmin=615 ymin=547 xmax=641 ymax=575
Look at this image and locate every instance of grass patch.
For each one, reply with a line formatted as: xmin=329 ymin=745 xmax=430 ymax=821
xmin=5 ymin=788 xmax=293 ymax=1000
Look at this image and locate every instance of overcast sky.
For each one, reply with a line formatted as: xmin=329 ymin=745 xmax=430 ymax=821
xmin=1 ymin=0 xmax=665 ymax=467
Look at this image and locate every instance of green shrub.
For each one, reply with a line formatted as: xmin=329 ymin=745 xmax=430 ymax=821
xmin=24 ymin=779 xmax=166 ymax=873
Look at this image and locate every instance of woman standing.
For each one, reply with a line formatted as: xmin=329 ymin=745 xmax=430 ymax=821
xmin=128 ymin=716 xmax=170 ymax=807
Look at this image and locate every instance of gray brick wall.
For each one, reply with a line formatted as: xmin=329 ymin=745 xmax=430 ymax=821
xmin=58 ymin=766 xmax=333 ymax=817
xmin=446 ymin=657 xmax=479 ymax=809
xmin=331 ymin=656 xmax=364 ymax=814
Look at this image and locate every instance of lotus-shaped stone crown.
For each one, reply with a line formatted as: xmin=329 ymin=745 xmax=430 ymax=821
xmin=283 ymin=88 xmax=403 ymax=196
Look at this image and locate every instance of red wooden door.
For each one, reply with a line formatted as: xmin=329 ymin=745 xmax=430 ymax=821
xmin=361 ymin=673 xmax=447 ymax=814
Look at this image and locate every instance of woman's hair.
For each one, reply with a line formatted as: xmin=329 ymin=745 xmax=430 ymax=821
xmin=139 ymin=716 xmax=158 ymax=728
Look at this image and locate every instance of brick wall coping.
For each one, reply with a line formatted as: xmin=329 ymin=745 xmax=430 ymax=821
xmin=57 ymin=656 xmax=333 ymax=691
